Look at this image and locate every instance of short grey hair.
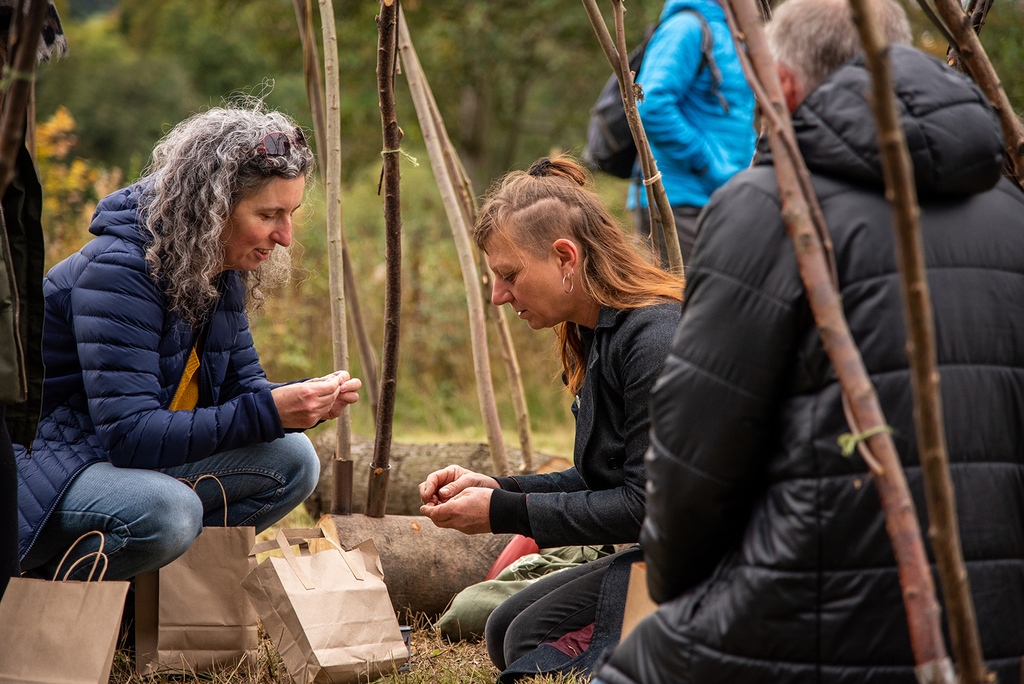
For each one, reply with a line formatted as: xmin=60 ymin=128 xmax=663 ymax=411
xmin=767 ymin=0 xmax=913 ymax=93
xmin=140 ymin=104 xmax=315 ymax=327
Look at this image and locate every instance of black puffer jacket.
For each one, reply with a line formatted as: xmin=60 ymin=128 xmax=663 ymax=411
xmin=599 ymin=46 xmax=1024 ymax=683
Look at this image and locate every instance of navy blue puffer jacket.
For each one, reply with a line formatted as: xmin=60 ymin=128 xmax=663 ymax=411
xmin=16 ymin=184 xmax=285 ymax=559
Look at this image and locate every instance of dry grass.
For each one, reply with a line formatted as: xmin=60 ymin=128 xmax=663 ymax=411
xmin=107 ymin=506 xmax=589 ymax=684
xmin=109 ymin=618 xmax=588 ymax=684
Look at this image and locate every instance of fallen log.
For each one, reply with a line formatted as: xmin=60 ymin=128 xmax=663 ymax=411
xmin=305 ymin=432 xmax=563 ymax=520
xmin=318 ymin=513 xmax=513 ymax=621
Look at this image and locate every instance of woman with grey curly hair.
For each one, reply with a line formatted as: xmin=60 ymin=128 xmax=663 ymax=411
xmin=14 ymin=105 xmax=360 ymax=584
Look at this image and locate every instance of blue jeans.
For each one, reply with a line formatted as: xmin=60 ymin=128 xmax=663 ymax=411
xmin=21 ymin=432 xmax=319 ymax=581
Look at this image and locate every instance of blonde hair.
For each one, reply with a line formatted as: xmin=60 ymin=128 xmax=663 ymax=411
xmin=474 ymin=155 xmax=683 ymax=395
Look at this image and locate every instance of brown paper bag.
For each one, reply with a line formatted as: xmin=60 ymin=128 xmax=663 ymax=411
xmin=242 ymin=528 xmax=408 ymax=684
xmin=0 ymin=532 xmax=130 ymax=684
xmin=135 ymin=475 xmax=258 ymax=674
xmin=620 ymin=561 xmax=658 ymax=640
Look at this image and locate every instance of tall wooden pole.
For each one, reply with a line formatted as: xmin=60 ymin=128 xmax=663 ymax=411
xmin=367 ymin=0 xmax=402 ymax=518
xmin=396 ymin=10 xmax=510 ymax=476
xmin=724 ymin=0 xmax=955 ymax=680
xmin=312 ymin=0 xmax=354 ymax=516
xmin=849 ymin=1 xmax=988 ymax=681
xmin=293 ymin=0 xmax=381 ymax=426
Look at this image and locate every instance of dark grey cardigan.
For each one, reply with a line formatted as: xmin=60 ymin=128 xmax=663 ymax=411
xmin=491 ymin=302 xmax=681 ymax=547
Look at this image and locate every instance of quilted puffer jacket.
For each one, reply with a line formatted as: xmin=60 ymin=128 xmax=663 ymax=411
xmin=16 ymin=184 xmax=285 ymax=559
xmin=598 ymin=46 xmax=1024 ymax=683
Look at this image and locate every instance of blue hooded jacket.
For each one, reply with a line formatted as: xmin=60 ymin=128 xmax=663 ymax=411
xmin=15 ymin=184 xmax=285 ymax=559
xmin=628 ymin=0 xmax=756 ymax=209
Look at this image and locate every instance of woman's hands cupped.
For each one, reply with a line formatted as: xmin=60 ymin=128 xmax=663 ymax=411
xmin=418 ymin=465 xmax=499 ymax=505
xmin=271 ymin=370 xmax=362 ymax=429
xmin=419 ymin=487 xmax=493 ymax=535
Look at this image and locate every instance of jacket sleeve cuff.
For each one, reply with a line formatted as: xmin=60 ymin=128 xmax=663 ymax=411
xmin=489 ymin=489 xmax=532 ymax=538
xmin=493 ymin=476 xmax=523 ymax=492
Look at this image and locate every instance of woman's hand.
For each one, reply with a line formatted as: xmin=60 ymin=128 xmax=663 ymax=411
xmin=419 ymin=487 xmax=493 ymax=534
xmin=418 ymin=465 xmax=499 ymax=505
xmin=316 ymin=371 xmax=362 ymax=420
xmin=271 ymin=371 xmax=361 ymax=429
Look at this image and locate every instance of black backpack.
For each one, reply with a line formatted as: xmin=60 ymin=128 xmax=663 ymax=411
xmin=583 ymin=11 xmax=727 ymax=179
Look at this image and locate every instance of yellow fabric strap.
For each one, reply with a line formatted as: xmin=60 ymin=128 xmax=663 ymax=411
xmin=169 ymin=346 xmax=201 ymax=411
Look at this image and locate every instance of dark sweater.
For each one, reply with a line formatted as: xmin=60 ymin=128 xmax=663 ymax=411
xmin=489 ymin=302 xmax=681 ymax=548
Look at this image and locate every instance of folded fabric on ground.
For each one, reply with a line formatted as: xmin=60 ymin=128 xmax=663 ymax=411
xmin=436 ymin=545 xmax=613 ymax=641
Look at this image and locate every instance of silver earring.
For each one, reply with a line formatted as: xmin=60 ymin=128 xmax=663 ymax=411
xmin=562 ymin=268 xmax=574 ymax=294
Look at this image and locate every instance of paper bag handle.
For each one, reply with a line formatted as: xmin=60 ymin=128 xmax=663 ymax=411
xmin=258 ymin=528 xmax=366 ymax=591
xmin=58 ymin=550 xmax=110 ymax=582
xmin=52 ymin=530 xmax=108 ymax=582
xmin=179 ymin=474 xmax=229 ymax=526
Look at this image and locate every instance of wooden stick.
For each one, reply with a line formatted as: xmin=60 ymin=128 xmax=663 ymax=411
xmin=849 ymin=0 xmax=988 ymax=681
xmin=294 ymin=0 xmax=381 ymax=423
xmin=396 ymin=7 xmax=510 ymax=476
xmin=580 ymin=0 xmax=683 ymax=272
xmin=367 ymin=0 xmax=402 ymax=518
xmin=313 ymin=0 xmax=353 ymax=515
xmin=0 ymin=0 xmax=48 ymax=195
xmin=725 ymin=0 xmax=954 ymax=680
xmin=923 ymin=0 xmax=1024 ymax=182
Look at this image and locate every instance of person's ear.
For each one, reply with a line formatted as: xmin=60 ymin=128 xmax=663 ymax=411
xmin=777 ymin=64 xmax=806 ymax=113
xmin=551 ymin=238 xmax=579 ymax=271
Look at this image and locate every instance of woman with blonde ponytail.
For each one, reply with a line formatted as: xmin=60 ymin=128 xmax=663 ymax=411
xmin=418 ymin=155 xmax=683 ymax=679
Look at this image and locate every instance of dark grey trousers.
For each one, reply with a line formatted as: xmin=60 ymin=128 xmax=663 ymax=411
xmin=633 ymin=204 xmax=703 ymax=269
xmin=485 ymin=551 xmax=618 ymax=670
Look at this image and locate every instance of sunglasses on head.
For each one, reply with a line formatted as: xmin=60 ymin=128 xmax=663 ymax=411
xmin=254 ymin=127 xmax=308 ymax=158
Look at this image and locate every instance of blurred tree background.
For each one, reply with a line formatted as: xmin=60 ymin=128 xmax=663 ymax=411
xmin=33 ymin=0 xmax=1024 ymax=447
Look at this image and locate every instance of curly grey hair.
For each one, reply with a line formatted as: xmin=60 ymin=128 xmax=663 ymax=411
xmin=140 ymin=105 xmax=315 ymax=327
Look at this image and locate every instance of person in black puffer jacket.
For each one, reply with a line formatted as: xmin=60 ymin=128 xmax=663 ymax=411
xmin=596 ymin=0 xmax=1024 ymax=682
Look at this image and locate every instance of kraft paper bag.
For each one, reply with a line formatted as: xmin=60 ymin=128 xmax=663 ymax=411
xmin=242 ymin=528 xmax=408 ymax=684
xmin=135 ymin=476 xmax=258 ymax=674
xmin=0 ymin=533 xmax=130 ymax=684
xmin=620 ymin=561 xmax=658 ymax=640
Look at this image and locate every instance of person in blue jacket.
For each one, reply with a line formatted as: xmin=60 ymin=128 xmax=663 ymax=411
xmin=15 ymin=105 xmax=361 ymax=581
xmin=629 ymin=0 xmax=756 ymax=266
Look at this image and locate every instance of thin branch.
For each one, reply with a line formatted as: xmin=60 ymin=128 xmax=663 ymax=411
xmin=926 ymin=0 xmax=1024 ymax=184
xmin=367 ymin=0 xmax=403 ymax=518
xmin=580 ymin=0 xmax=682 ymax=272
xmin=849 ymin=0 xmax=988 ymax=680
xmin=397 ymin=7 xmax=511 ymax=476
xmin=725 ymin=0 xmax=954 ymax=679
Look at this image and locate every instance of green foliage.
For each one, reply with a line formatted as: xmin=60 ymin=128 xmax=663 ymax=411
xmin=35 ymin=13 xmax=197 ymax=176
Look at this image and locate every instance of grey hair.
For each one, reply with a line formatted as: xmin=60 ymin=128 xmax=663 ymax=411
xmin=767 ymin=0 xmax=912 ymax=93
xmin=140 ymin=105 xmax=315 ymax=327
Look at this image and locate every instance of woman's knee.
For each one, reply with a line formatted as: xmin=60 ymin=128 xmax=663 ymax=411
xmin=273 ymin=432 xmax=320 ymax=500
xmin=139 ymin=483 xmax=204 ymax=560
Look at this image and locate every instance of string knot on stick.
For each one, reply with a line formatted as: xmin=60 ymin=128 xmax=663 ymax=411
xmin=381 ymin=147 xmax=419 ymax=166
xmin=837 ymin=424 xmax=893 ymax=457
